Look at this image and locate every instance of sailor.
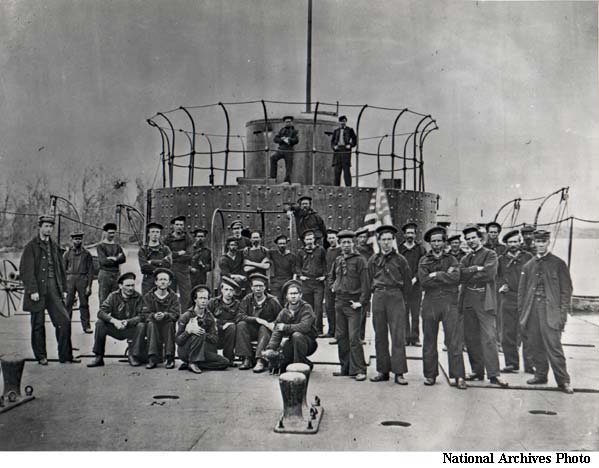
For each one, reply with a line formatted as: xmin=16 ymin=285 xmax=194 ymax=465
xmin=164 ymin=215 xmax=193 ymax=309
xmin=242 ymin=230 xmax=271 ymax=276
xmin=229 ymin=220 xmax=251 ymax=249
xmin=330 ymin=115 xmax=357 ymax=187
xmin=87 ymin=272 xmax=147 ymax=368
xmin=96 ymin=222 xmax=126 ymax=304
xmin=262 ymin=279 xmax=318 ymax=371
xmin=458 ymin=224 xmax=508 ymax=387
xmin=398 ymin=221 xmax=427 ymax=347
xmin=518 ymin=230 xmax=574 ymax=394
xmin=497 ymin=229 xmax=533 ymax=373
xmin=484 ymin=221 xmax=507 ymax=256
xmin=63 ymin=231 xmax=94 ymax=334
xmin=207 ymin=276 xmax=242 ymax=365
xmin=286 ymin=195 xmax=328 ymax=247
xmin=367 ymin=225 xmax=411 ymax=385
xmin=218 ymin=237 xmax=247 ymax=293
xmin=19 ymin=215 xmax=78 ymax=365
xmin=418 ymin=226 xmax=466 ymax=389
xmin=143 ymin=268 xmax=181 ymax=370
xmin=138 ymin=222 xmax=172 ymax=295
xmin=447 ymin=233 xmax=467 ymax=262
xmin=325 ymin=228 xmax=342 ymax=341
xmin=296 ymin=229 xmax=327 ymax=336
xmin=190 ymin=228 xmax=212 ymax=287
xmin=235 ymin=273 xmax=282 ymax=372
xmin=269 ymin=115 xmax=299 ymax=183
xmin=330 ymin=230 xmax=369 ymax=381
xmin=520 ymin=224 xmax=537 ymax=256
xmin=268 ymin=234 xmax=297 ymax=305
xmin=176 ymin=285 xmax=230 ymax=374
xmin=355 ymin=226 xmax=374 ymax=341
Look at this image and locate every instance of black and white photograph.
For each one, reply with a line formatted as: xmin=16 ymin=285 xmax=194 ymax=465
xmin=0 ymin=0 xmax=597 ymax=457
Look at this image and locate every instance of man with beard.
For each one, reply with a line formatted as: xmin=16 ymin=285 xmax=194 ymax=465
xmin=236 ymin=273 xmax=282 ymax=372
xmin=143 ymin=268 xmax=181 ymax=370
xmin=63 ymin=231 xmax=94 ymax=334
xmin=262 ymin=280 xmax=318 ymax=371
xmin=190 ymin=228 xmax=212 ymax=287
xmin=398 ymin=222 xmax=427 ymax=347
xmin=459 ymin=225 xmax=508 ymax=387
xmin=87 ymin=272 xmax=147 ymax=367
xmin=447 ymin=234 xmax=467 ymax=262
xmin=269 ymin=115 xmax=299 ymax=183
xmin=243 ymin=230 xmax=271 ymax=277
xmin=330 ymin=115 xmax=357 ymax=187
xmin=97 ymin=222 xmax=126 ymax=304
xmin=497 ymin=229 xmax=533 ymax=374
xmin=138 ymin=222 xmax=172 ymax=295
xmin=520 ymin=224 xmax=537 ymax=256
xmin=229 ymin=220 xmax=251 ymax=249
xmin=268 ymin=234 xmax=297 ymax=305
xmin=207 ymin=276 xmax=241 ymax=365
xmin=518 ymin=230 xmax=573 ymax=394
xmin=164 ymin=216 xmax=193 ymax=309
xmin=355 ymin=226 xmax=374 ymax=342
xmin=367 ymin=225 xmax=411 ymax=385
xmin=176 ymin=285 xmax=230 ymax=374
xmin=287 ymin=196 xmax=328 ymax=247
xmin=419 ymin=226 xmax=466 ymax=390
xmin=330 ymin=230 xmax=369 ymax=381
xmin=20 ymin=215 xmax=78 ymax=365
xmin=325 ymin=229 xmax=342 ymax=341
xmin=296 ymin=230 xmax=327 ymax=336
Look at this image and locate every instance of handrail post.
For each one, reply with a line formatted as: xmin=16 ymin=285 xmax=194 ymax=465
xmin=218 ymin=102 xmax=231 ymax=185
xmin=418 ymin=121 xmax=437 ymax=192
xmin=157 ymin=112 xmax=176 ymax=188
xmin=567 ymin=216 xmax=574 ymax=270
xmin=390 ymin=108 xmax=408 ymax=180
xmin=180 ymin=106 xmax=197 ymax=186
xmin=312 ymin=102 xmax=319 ymax=185
xmin=402 ymin=132 xmax=414 ymax=190
xmin=201 ymin=133 xmax=215 ymax=186
xmin=376 ymin=135 xmax=388 ymax=177
xmin=354 ymin=105 xmax=368 ymax=187
xmin=147 ymin=119 xmax=168 ymax=188
xmin=413 ymin=115 xmax=431 ymax=191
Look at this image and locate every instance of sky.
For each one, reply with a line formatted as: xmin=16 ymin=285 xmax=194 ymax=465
xmin=0 ymin=0 xmax=597 ymax=224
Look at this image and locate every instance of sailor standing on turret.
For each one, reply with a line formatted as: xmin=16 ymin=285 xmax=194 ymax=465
xmin=269 ymin=115 xmax=299 ymax=184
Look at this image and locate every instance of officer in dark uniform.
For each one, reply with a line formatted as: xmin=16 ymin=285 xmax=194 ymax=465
xmin=330 ymin=115 xmax=357 ymax=187
xmin=269 ymin=115 xmax=299 ymax=183
xmin=138 ymin=222 xmax=172 ymax=295
xmin=520 ymin=224 xmax=537 ymax=256
xmin=63 ymin=231 xmax=94 ymax=334
xmin=190 ymin=228 xmax=212 ymax=287
xmin=164 ymin=215 xmax=193 ymax=309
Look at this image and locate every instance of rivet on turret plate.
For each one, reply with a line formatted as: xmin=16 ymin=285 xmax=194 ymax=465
xmin=276 ymin=192 xmax=281 ymax=196
xmin=227 ymin=203 xmax=232 ymax=207
xmin=277 ymin=215 xmax=281 ymax=219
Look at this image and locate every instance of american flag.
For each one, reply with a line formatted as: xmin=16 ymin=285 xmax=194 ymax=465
xmin=362 ymin=177 xmax=395 ymax=252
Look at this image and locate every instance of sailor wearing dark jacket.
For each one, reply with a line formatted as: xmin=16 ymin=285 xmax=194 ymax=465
xmin=207 ymin=276 xmax=242 ymax=365
xmin=143 ymin=268 xmax=181 ymax=369
xmin=87 ymin=272 xmax=147 ymax=367
xmin=63 ymin=231 xmax=94 ymax=334
xmin=176 ymin=285 xmax=230 ymax=374
xmin=138 ymin=222 xmax=172 ymax=294
xmin=518 ymin=230 xmax=574 ymax=394
xmin=418 ymin=226 xmax=466 ymax=389
xmin=330 ymin=115 xmax=357 ymax=187
xmin=19 ymin=215 xmax=77 ymax=365
xmin=164 ymin=215 xmax=193 ymax=309
xmin=269 ymin=115 xmax=299 ymax=183
xmin=263 ymin=279 xmax=318 ymax=371
xmin=459 ymin=224 xmax=508 ymax=387
xmin=96 ymin=222 xmax=126 ymax=304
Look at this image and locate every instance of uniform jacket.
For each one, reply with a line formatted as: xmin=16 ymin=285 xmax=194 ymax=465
xmin=497 ymin=250 xmax=533 ymax=297
xmin=458 ymin=246 xmax=498 ymax=312
xmin=207 ymin=296 xmax=241 ymax=329
xmin=164 ymin=233 xmax=193 ymax=267
xmin=274 ymin=126 xmax=299 ymax=150
xmin=418 ymin=251 xmax=460 ymax=300
xmin=142 ymin=287 xmax=181 ymax=322
xmin=272 ymin=300 xmax=318 ymax=340
xmin=20 ymin=235 xmax=67 ymax=312
xmin=367 ymin=250 xmax=412 ymax=296
xmin=331 ymin=126 xmax=357 ymax=151
xmin=63 ymin=246 xmax=94 ymax=289
xmin=97 ymin=242 xmax=126 ymax=272
xmin=97 ymin=290 xmax=144 ymax=327
xmin=297 ymin=246 xmax=328 ymax=279
xmin=238 ymin=293 xmax=282 ymax=323
xmin=518 ymin=252 xmax=572 ymax=331
xmin=268 ymin=249 xmax=297 ymax=284
xmin=176 ymin=308 xmax=219 ymax=347
xmin=398 ymin=242 xmax=428 ymax=285
xmin=290 ymin=206 xmax=327 ymax=242
xmin=191 ymin=244 xmax=212 ymax=275
xmin=218 ymin=252 xmax=245 ymax=277
xmin=138 ymin=243 xmax=172 ymax=276
xmin=330 ymin=252 xmax=370 ymax=307
xmin=484 ymin=240 xmax=507 ymax=256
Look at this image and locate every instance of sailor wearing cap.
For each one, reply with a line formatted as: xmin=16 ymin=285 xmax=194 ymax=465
xmin=518 ymin=230 xmax=574 ymax=394
xmin=87 ymin=272 xmax=148 ymax=368
xmin=164 ymin=215 xmax=194 ymax=309
xmin=324 ymin=229 xmax=342 ymax=340
xmin=458 ymin=225 xmax=508 ymax=387
xmin=497 ymin=229 xmax=533 ymax=374
xmin=97 ymin=221 xmax=127 ymax=304
xmin=138 ymin=222 xmax=173 ymax=294
xmin=398 ymin=221 xmax=428 ymax=347
xmin=354 ymin=226 xmax=374 ymax=341
xmin=229 ymin=220 xmax=251 ymax=249
xmin=484 ymin=222 xmax=507 ymax=256
xmin=269 ymin=115 xmax=299 ymax=183
xmin=63 ymin=231 xmax=94 ymax=333
xmin=520 ymin=224 xmax=537 ymax=256
xmin=418 ymin=226 xmax=466 ymax=389
xmin=330 ymin=230 xmax=369 ymax=381
xmin=447 ymin=234 xmax=466 ymax=262
xmin=176 ymin=285 xmax=230 ymax=374
xmin=19 ymin=215 xmax=78 ymax=365
xmin=190 ymin=228 xmax=212 ymax=287
xmin=242 ymin=230 xmax=271 ymax=277
xmin=143 ymin=268 xmax=181 ymax=370
xmin=262 ymin=279 xmax=318 ymax=371
xmin=236 ymin=273 xmax=283 ymax=373
xmin=330 ymin=115 xmax=357 ymax=186
xmin=367 ymin=225 xmax=411 ymax=385
xmin=287 ymin=195 xmax=328 ymax=247
xmin=207 ymin=276 xmax=242 ymax=365
xmin=268 ymin=234 xmax=297 ymax=304
xmin=218 ymin=237 xmax=247 ymax=293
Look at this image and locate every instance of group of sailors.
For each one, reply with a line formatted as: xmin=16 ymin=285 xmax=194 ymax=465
xmin=18 ymin=197 xmax=574 ymax=394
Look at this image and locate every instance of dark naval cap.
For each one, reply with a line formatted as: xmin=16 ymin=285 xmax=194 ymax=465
xmin=533 ymin=230 xmax=551 ymax=241
xmin=190 ymin=284 xmax=211 ymax=302
xmin=355 ymin=227 xmax=369 ymax=237
xmin=69 ymin=231 xmax=84 ymax=239
xmin=297 ymin=195 xmax=312 ymax=203
xmin=282 ymin=279 xmax=303 ymax=295
xmin=274 ymin=234 xmax=288 ymax=243
xmin=423 ymin=226 xmax=447 ymax=243
xmin=229 ymin=220 xmax=243 ymax=229
xmin=485 ymin=221 xmax=502 ymax=232
xmin=220 ymin=276 xmax=240 ymax=291
xmin=103 ymin=222 xmax=117 ymax=231
xmin=447 ymin=234 xmax=462 ymax=243
xmin=337 ymin=230 xmax=355 ymax=240
xmin=224 ymin=237 xmax=240 ymax=247
xmin=326 ymin=228 xmax=339 ymax=235
xmin=338 ymin=115 xmax=348 ymax=122
xmin=192 ymin=227 xmax=209 ymax=235
xmin=249 ymin=272 xmax=269 ymax=286
xmin=118 ymin=271 xmax=136 ymax=284
xmin=520 ymin=223 xmax=536 ymax=233
xmin=376 ymin=225 xmax=398 ymax=236
xmin=401 ymin=222 xmax=418 ymax=232
xmin=146 ymin=222 xmax=164 ymax=231
xmin=436 ymin=221 xmax=452 ymax=229
xmin=153 ymin=267 xmax=174 ymax=280
xmin=462 ymin=224 xmax=482 ymax=236
xmin=301 ymin=229 xmax=315 ymax=239
xmin=38 ymin=215 xmax=55 ymax=226
xmin=502 ymin=229 xmax=521 ymax=244
xmin=282 ymin=115 xmax=294 ymax=121
xmin=170 ymin=215 xmax=186 ymax=224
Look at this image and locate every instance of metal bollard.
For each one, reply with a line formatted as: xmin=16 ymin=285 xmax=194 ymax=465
xmin=0 ymin=355 xmax=35 ymax=414
xmin=273 ymin=369 xmax=323 ymax=434
xmin=286 ymin=363 xmax=311 ymax=415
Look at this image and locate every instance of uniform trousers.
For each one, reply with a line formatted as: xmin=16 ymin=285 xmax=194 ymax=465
xmin=30 ymin=280 xmax=74 ymax=362
xmin=147 ymin=320 xmax=176 ymax=359
xmin=333 ymin=151 xmax=352 ymax=187
xmin=360 ymin=302 xmax=369 ymax=340
xmin=302 ymin=280 xmax=325 ymax=334
xmin=371 ymin=289 xmax=408 ymax=375
xmin=92 ymin=320 xmax=147 ymax=361
xmin=495 ymin=292 xmax=503 ymax=345
xmin=98 ymin=270 xmax=119 ymax=305
xmin=501 ymin=294 xmax=521 ymax=369
xmin=141 ymin=276 xmax=154 ymax=296
xmin=171 ymin=264 xmax=192 ymax=309
xmin=178 ymin=336 xmax=229 ymax=370
xmin=269 ymin=331 xmax=317 ymax=369
xmin=421 ymin=294 xmax=465 ymax=379
xmin=270 ymin=279 xmax=287 ymax=306
xmin=65 ymin=274 xmax=90 ymax=330
xmin=335 ymin=295 xmax=366 ymax=375
xmin=526 ymin=297 xmax=570 ymax=385
xmin=235 ymin=321 xmax=272 ymax=359
xmin=324 ymin=283 xmax=336 ymax=335
xmin=463 ymin=290 xmax=500 ymax=378
xmin=217 ymin=324 xmax=237 ymax=362
xmin=405 ymin=285 xmax=422 ymax=343
xmin=269 ymin=150 xmax=293 ymax=182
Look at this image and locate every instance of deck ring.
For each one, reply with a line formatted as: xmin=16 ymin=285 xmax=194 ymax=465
xmin=380 ymin=421 xmax=411 ymax=427
xmin=529 ymin=410 xmax=557 ymax=416
xmin=25 ymin=385 xmax=34 ymax=396
xmin=153 ymin=395 xmax=180 ymax=400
